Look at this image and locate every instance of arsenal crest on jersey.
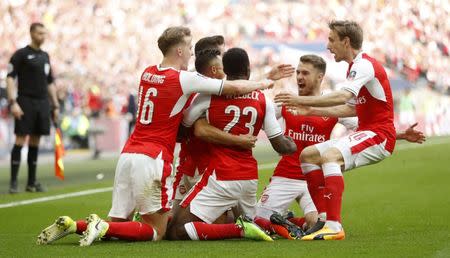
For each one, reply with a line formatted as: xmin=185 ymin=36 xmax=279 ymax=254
xmin=348 ymin=70 xmax=357 ymax=80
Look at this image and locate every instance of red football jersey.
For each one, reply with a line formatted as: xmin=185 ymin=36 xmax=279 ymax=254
xmin=183 ymin=91 xmax=282 ymax=180
xmin=177 ymin=131 xmax=210 ymax=177
xmin=122 ymin=65 xmax=224 ymax=161
xmin=273 ymin=106 xmax=339 ymax=180
xmin=177 ymin=93 xmax=210 ymax=177
xmin=342 ymin=53 xmax=396 ymax=153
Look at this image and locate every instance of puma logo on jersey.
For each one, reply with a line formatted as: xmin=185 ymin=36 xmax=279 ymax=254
xmin=141 ymin=72 xmax=165 ymax=84
xmin=324 ymin=193 xmax=332 ymax=199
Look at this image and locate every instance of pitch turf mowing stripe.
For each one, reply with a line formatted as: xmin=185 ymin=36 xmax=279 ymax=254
xmin=0 ymin=187 xmax=112 ymax=209
xmin=0 ymin=162 xmax=279 ymax=209
xmin=1 ymin=137 xmax=447 ymax=210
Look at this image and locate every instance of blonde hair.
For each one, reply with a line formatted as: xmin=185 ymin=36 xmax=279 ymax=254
xmin=157 ymin=26 xmax=191 ymax=55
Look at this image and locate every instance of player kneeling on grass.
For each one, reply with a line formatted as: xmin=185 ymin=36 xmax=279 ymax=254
xmin=166 ymin=48 xmax=297 ymax=241
xmin=36 ymin=26 xmax=292 ymax=246
xmin=171 ymin=36 xmax=295 ymax=223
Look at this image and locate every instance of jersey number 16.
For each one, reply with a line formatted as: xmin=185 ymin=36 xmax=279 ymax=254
xmin=137 ymin=86 xmax=158 ymax=125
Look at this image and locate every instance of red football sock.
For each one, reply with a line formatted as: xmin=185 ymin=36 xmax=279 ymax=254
xmin=76 ymin=220 xmax=87 ymax=235
xmin=288 ymin=217 xmax=305 ymax=228
xmin=305 ymin=169 xmax=327 ymax=214
xmin=324 ymin=175 xmax=345 ymax=222
xmin=186 ymin=222 xmax=242 ymax=240
xmin=106 ymin=221 xmax=155 ymax=241
xmin=254 ymin=216 xmax=273 ymax=233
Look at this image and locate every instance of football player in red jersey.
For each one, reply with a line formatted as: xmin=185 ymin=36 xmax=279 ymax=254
xmin=172 ymin=48 xmax=256 ymax=222
xmin=167 ymin=48 xmax=296 ymax=241
xmin=254 ymin=55 xmax=358 ymax=239
xmin=37 ymin=27 xmax=292 ymax=246
xmin=275 ymin=21 xmax=425 ymax=240
xmin=173 ymin=36 xmax=295 ymax=221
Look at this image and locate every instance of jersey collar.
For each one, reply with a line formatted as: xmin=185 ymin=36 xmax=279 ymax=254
xmin=157 ymin=64 xmax=179 ymax=72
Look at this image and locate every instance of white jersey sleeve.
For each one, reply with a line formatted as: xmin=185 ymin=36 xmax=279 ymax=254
xmin=263 ymin=95 xmax=283 ymax=139
xmin=340 ymin=59 xmax=375 ymax=96
xmin=180 ymin=71 xmax=224 ymax=95
xmin=338 ymin=117 xmax=358 ymax=130
xmin=182 ymin=94 xmax=212 ymax=127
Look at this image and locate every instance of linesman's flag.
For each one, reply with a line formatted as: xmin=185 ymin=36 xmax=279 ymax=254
xmin=54 ymin=126 xmax=65 ymax=180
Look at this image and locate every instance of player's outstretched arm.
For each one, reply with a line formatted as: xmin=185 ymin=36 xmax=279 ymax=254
xmin=287 ymin=104 xmax=356 ymax=118
xmin=269 ymin=135 xmax=297 ymax=155
xmin=221 ymin=79 xmax=274 ymax=95
xmin=396 ymin=123 xmax=426 ymax=144
xmin=181 ymin=70 xmax=274 ymax=96
xmin=193 ymin=118 xmax=256 ymax=150
xmin=274 ymin=90 xmax=354 ymax=108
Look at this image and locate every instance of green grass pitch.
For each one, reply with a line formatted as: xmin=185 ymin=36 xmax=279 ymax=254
xmin=0 ymin=138 xmax=449 ymax=257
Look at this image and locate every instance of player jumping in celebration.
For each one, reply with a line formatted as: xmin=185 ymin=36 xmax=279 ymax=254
xmin=255 ymin=54 xmax=425 ymax=239
xmin=167 ymin=48 xmax=297 ymax=241
xmin=254 ymin=55 xmax=357 ymax=238
xmin=37 ymin=26 xmax=291 ymax=246
xmin=274 ymin=20 xmax=425 ymax=240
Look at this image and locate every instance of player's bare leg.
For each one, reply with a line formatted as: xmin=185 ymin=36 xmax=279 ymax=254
xmin=167 ymin=204 xmax=203 ymax=240
xmin=302 ymin=147 xmax=346 ymax=240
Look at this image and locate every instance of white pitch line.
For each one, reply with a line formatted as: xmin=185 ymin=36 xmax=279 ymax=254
xmin=0 ymin=139 xmax=447 ymax=210
xmin=0 ymin=162 xmax=278 ymax=209
xmin=0 ymin=187 xmax=112 ymax=209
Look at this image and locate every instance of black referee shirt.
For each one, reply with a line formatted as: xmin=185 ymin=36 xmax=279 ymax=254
xmin=7 ymin=46 xmax=54 ymax=99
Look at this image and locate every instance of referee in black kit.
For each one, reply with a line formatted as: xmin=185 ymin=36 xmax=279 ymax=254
xmin=6 ymin=23 xmax=59 ymax=193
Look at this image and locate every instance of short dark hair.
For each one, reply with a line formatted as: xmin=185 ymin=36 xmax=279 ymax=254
xmin=329 ymin=20 xmax=363 ymax=50
xmin=30 ymin=22 xmax=44 ymax=32
xmin=195 ymin=49 xmax=221 ymax=74
xmin=157 ymin=26 xmax=191 ymax=56
xmin=195 ymin=35 xmax=224 ymax=57
xmin=300 ymin=55 xmax=326 ymax=74
xmin=222 ymin=48 xmax=250 ymax=78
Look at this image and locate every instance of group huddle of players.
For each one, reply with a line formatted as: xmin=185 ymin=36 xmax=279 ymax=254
xmin=37 ymin=20 xmax=425 ymax=246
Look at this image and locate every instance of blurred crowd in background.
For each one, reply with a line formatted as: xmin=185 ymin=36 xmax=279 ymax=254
xmin=0 ymin=0 xmax=449 ymax=155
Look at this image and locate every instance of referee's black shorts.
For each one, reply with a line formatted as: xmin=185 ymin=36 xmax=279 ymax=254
xmin=15 ymin=95 xmax=51 ymax=136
